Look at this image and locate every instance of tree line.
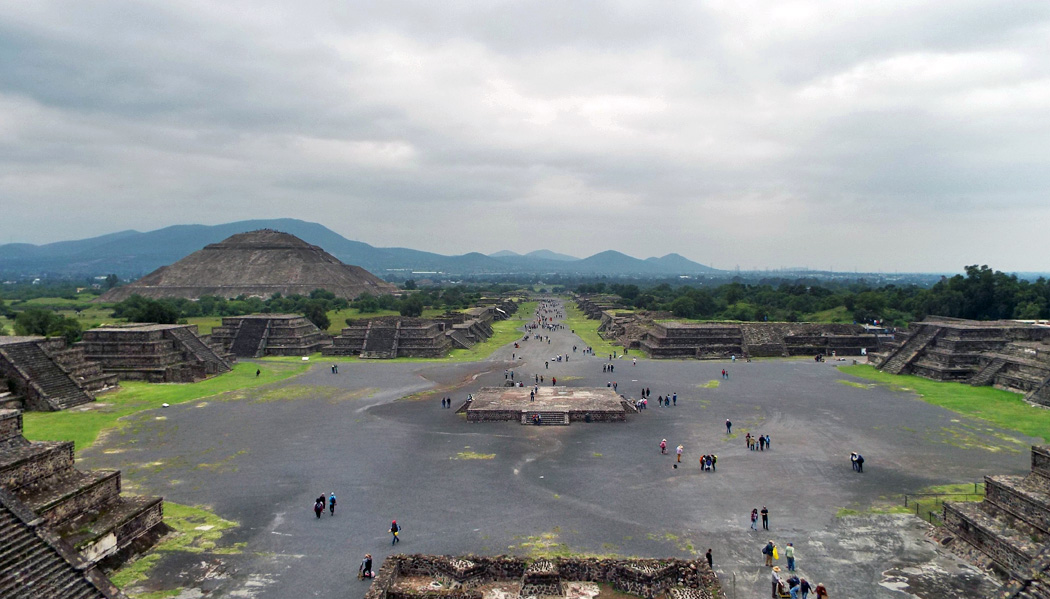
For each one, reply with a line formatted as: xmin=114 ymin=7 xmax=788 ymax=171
xmin=577 ymin=265 xmax=1050 ymax=325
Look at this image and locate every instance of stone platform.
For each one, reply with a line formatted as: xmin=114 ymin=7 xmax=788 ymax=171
xmin=464 ymin=386 xmax=631 ymax=424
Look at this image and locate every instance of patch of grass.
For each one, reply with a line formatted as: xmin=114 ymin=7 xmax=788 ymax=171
xmin=454 ymin=451 xmax=496 ymax=460
xmin=111 ymin=502 xmax=239 ymax=592
xmin=22 ymin=362 xmax=307 ymax=451
xmin=564 ymin=303 xmax=625 ymax=358
xmin=697 ymin=380 xmax=720 ymax=389
xmin=837 ymin=380 xmax=872 ymax=389
xmin=840 ymin=364 xmax=1050 ymax=442
xmin=592 ymin=452 xmax=603 ymax=458
xmin=802 ymin=306 xmax=853 ymax=323
xmin=183 ymin=316 xmax=223 ymax=335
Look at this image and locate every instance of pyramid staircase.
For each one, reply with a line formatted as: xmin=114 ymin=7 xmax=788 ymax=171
xmin=0 ymin=342 xmax=95 ymax=411
xmin=0 ymin=410 xmax=165 ymax=568
xmin=519 ymin=559 xmax=563 ymax=597
xmin=972 ymin=357 xmax=1009 ymax=387
xmin=521 ymin=411 xmax=569 ymax=426
xmin=361 ymin=324 xmax=399 ymax=359
xmin=230 ymin=318 xmax=269 ymax=358
xmin=0 ymin=487 xmax=128 ymax=599
xmin=165 ymin=327 xmax=232 ymax=374
xmin=878 ymin=324 xmax=942 ymax=375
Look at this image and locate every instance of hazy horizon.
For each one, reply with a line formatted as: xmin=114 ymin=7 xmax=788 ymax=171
xmin=2 ymin=2 xmax=1048 ymax=272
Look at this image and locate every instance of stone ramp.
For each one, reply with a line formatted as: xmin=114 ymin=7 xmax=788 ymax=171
xmin=0 ymin=342 xmax=93 ymax=411
xmin=361 ymin=325 xmax=398 ymax=359
xmin=879 ymin=324 xmax=942 ymax=374
xmin=165 ymin=326 xmax=232 ymax=373
xmin=0 ymin=488 xmax=126 ymax=599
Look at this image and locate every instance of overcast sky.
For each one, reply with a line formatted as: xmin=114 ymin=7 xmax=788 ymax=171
xmin=1 ymin=1 xmax=1048 ymax=272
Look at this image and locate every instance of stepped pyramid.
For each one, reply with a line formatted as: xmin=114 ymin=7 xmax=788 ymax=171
xmin=0 ymin=337 xmax=118 ymax=412
xmin=944 ymin=445 xmax=1050 ymax=592
xmin=0 ymin=410 xmax=166 ymax=569
xmin=98 ymin=229 xmax=398 ymax=302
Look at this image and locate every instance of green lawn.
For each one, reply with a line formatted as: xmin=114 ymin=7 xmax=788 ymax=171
xmin=22 ymin=362 xmax=308 ymax=451
xmin=840 ymin=364 xmax=1050 ymax=442
xmin=184 ymin=316 xmax=224 ymax=335
xmin=565 ymin=303 xmax=627 ymax=357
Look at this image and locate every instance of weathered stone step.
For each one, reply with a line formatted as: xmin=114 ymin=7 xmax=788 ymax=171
xmin=0 ymin=441 xmax=75 ymax=492
xmin=20 ymin=470 xmax=122 ymax=529
xmin=59 ymin=495 xmax=164 ymax=564
xmin=943 ymin=501 xmax=1037 ymax=580
xmin=985 ymin=474 xmax=1050 ymax=534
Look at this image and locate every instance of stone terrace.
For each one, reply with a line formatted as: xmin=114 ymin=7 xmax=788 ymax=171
xmin=365 ymin=555 xmax=720 ymax=599
xmin=77 ymin=324 xmax=232 ymax=383
xmin=0 ymin=409 xmax=166 ymax=569
xmin=873 ymin=317 xmax=1050 ymax=404
xmin=211 ymin=314 xmax=332 ymax=358
xmin=464 ymin=386 xmax=632 ymax=424
xmin=324 ymin=317 xmax=451 ymax=359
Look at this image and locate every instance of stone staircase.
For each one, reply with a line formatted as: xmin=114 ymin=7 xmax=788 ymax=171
xmin=740 ymin=323 xmax=787 ymax=357
xmin=878 ymin=324 xmax=942 ymax=375
xmin=165 ymin=327 xmax=232 ymax=373
xmin=0 ymin=488 xmax=127 ymax=599
xmin=972 ymin=357 xmax=1009 ymax=387
xmin=521 ymin=411 xmax=569 ymax=425
xmin=448 ymin=329 xmax=475 ymax=350
xmin=0 ymin=342 xmax=94 ymax=411
xmin=361 ymin=324 xmax=398 ymax=359
xmin=230 ymin=318 xmax=269 ymax=358
xmin=945 ymin=446 xmax=1050 ymax=584
xmin=0 ymin=409 xmax=165 ymax=568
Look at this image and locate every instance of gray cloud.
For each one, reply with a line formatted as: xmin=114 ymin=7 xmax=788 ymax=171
xmin=1 ymin=0 xmax=1049 ymax=271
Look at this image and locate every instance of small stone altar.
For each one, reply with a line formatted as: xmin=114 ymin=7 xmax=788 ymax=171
xmin=464 ymin=387 xmax=632 ymax=425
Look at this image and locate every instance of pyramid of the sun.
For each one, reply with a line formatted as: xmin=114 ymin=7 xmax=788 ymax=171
xmin=98 ymin=229 xmax=398 ymax=302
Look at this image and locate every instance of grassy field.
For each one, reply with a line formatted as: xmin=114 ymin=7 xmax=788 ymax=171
xmin=564 ymin=303 xmax=626 ymax=357
xmin=184 ymin=316 xmax=224 ymax=335
xmin=840 ymin=364 xmax=1050 ymax=442
xmin=22 ymin=362 xmax=308 ymax=451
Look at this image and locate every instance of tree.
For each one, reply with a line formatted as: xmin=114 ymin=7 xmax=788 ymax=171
xmin=403 ymin=279 xmax=417 ymax=290
xmin=400 ymin=294 xmax=425 ymax=317
xmin=353 ymin=293 xmax=380 ymax=313
xmin=104 ymin=274 xmax=119 ymax=289
xmin=13 ymin=308 xmax=83 ymax=344
xmin=303 ymin=301 xmax=331 ymax=331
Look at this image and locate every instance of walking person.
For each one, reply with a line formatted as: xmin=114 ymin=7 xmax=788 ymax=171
xmin=751 ymin=509 xmax=759 ymax=530
xmin=313 ymin=498 xmax=324 ymax=519
xmin=390 ymin=519 xmax=401 ymax=545
xmin=726 ymin=419 xmax=732 ymax=434
xmin=676 ymin=445 xmax=683 ymax=463
xmin=358 ymin=554 xmax=374 ymax=579
xmin=705 ymin=548 xmax=713 ymax=570
xmin=660 ymin=439 xmax=667 ymax=454
xmin=761 ymin=506 xmax=770 ymax=530
xmin=328 ymin=492 xmax=337 ymax=516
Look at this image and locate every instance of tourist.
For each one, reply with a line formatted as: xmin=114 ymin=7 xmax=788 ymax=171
xmin=761 ymin=506 xmax=769 ymax=530
xmin=785 ymin=542 xmax=795 ymax=571
xmin=798 ymin=579 xmax=811 ymax=599
xmin=313 ymin=498 xmax=324 ymax=519
xmin=813 ymin=583 xmax=827 ymax=599
xmin=771 ymin=566 xmax=782 ymax=597
xmin=672 ymin=393 xmax=677 ymax=406
xmin=359 ymin=554 xmax=373 ymax=579
xmin=676 ymin=445 xmax=683 ymax=463
xmin=328 ymin=492 xmax=336 ymax=516
xmin=256 ymin=369 xmax=261 ymax=377
xmin=552 ymin=377 xmax=556 ymax=385
xmin=763 ymin=541 xmax=776 ymax=567
xmin=746 ymin=433 xmax=751 ymax=447
xmin=751 ymin=509 xmax=759 ymax=530
xmin=765 ymin=434 xmax=771 ymax=449
xmin=390 ymin=519 xmax=401 ymax=545
xmin=710 ymin=454 xmax=717 ymax=471
xmin=759 ymin=435 xmax=766 ymax=451
xmin=705 ymin=548 xmax=713 ymax=569
xmin=660 ymin=439 xmax=667 ymax=454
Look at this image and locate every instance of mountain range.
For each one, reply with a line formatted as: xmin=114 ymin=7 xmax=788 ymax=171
xmin=0 ymin=219 xmax=719 ymax=279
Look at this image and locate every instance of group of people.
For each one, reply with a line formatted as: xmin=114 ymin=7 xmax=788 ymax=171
xmin=439 ymin=397 xmax=454 ymax=408
xmin=746 ymin=433 xmax=772 ymax=451
xmin=313 ymin=493 xmax=336 ymax=518
xmin=850 ymin=452 xmax=865 ymax=472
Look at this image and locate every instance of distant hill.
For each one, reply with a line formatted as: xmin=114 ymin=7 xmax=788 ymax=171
xmin=0 ymin=219 xmax=721 ymax=279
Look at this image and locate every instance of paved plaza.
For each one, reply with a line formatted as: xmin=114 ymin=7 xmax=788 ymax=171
xmin=79 ymin=300 xmax=1028 ymax=598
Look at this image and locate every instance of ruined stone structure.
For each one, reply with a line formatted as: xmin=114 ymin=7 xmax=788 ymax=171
xmin=0 ymin=337 xmax=118 ymax=412
xmin=464 ymin=387 xmax=634 ymax=424
xmin=365 ymin=554 xmax=721 ymax=599
xmin=97 ymin=229 xmax=398 ymax=302
xmin=0 ymin=487 xmax=128 ymax=599
xmin=323 ymin=301 xmax=518 ymax=359
xmin=579 ymin=299 xmax=881 ymax=359
xmin=324 ymin=317 xmax=452 ymax=359
xmin=0 ymin=409 xmax=165 ymax=571
xmin=943 ymin=446 xmax=1050 ymax=593
xmin=77 ymin=324 xmax=232 ymax=383
xmin=873 ymin=317 xmax=1050 ymax=405
xmin=211 ymin=314 xmax=332 ymax=357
